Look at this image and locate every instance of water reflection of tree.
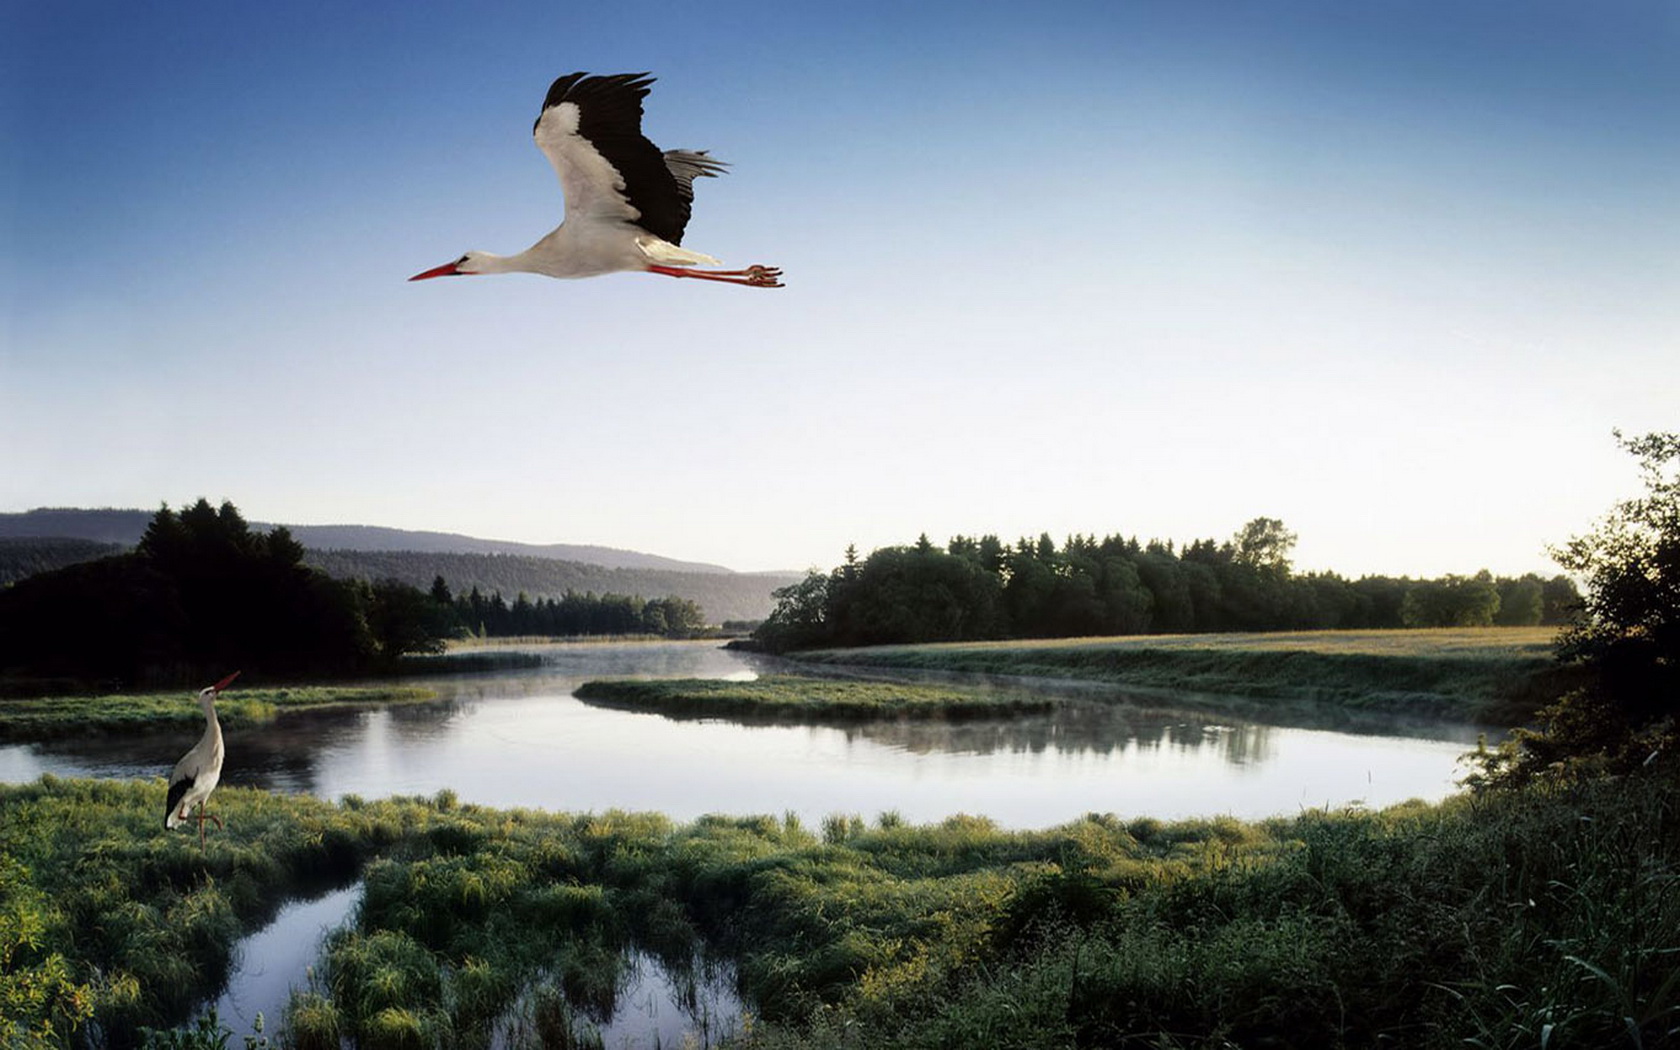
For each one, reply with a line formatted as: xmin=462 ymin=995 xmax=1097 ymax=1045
xmin=843 ymin=703 xmax=1277 ymax=766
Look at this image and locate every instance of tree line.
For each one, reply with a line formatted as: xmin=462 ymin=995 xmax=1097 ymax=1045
xmin=754 ymin=516 xmax=1579 ymax=652
xmin=0 ymin=500 xmax=712 ymax=689
xmin=441 ymin=579 xmax=706 ymax=639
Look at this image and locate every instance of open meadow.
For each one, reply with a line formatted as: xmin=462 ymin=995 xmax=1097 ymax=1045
xmin=792 ymin=627 xmax=1572 ymax=724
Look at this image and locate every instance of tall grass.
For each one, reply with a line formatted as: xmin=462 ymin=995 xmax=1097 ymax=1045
xmin=7 ymin=762 xmax=1675 ymax=1049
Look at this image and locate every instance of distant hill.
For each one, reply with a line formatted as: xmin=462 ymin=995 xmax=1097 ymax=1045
xmin=0 ymin=507 xmax=799 ymax=623
xmin=0 ymin=509 xmax=733 ymax=574
xmin=0 ymin=509 xmax=153 ymax=546
xmin=0 ymin=537 xmax=124 ymax=587
xmin=304 ymin=549 xmax=798 ymax=623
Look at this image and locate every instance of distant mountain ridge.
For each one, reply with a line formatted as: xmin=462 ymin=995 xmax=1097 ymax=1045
xmin=303 ymin=549 xmax=797 ymax=623
xmin=0 ymin=508 xmax=736 ymax=574
xmin=0 ymin=508 xmax=798 ymax=622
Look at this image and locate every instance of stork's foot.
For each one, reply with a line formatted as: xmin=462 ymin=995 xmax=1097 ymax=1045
xmin=743 ymin=265 xmax=783 ymax=288
xmin=647 ymin=264 xmax=784 ymax=288
xmin=195 ymin=805 xmax=223 ymax=848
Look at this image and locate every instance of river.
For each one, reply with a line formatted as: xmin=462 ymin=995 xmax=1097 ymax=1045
xmin=0 ymin=639 xmax=1493 ymax=1045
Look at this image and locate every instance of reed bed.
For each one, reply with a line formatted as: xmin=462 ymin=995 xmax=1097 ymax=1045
xmin=5 ymin=761 xmax=1675 ymax=1049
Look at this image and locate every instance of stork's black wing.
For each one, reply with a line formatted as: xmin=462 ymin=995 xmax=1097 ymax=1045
xmin=532 ymin=72 xmax=696 ymax=245
xmin=165 ymin=774 xmax=194 ymax=827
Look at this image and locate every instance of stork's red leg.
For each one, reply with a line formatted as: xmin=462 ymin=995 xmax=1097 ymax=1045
xmin=194 ymin=802 xmax=223 ymax=848
xmin=646 ymin=265 xmax=783 ymax=288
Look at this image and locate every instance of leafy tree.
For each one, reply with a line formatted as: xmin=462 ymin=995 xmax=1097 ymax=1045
xmin=1400 ymin=572 xmax=1501 ymax=628
xmin=830 ymin=545 xmax=1003 ymax=646
xmin=756 ymin=571 xmax=831 ymax=653
xmin=1540 ymin=574 xmax=1581 ymax=625
xmin=1231 ymin=517 xmax=1298 ymax=576
xmin=1552 ymin=432 xmax=1680 ymax=722
xmin=1493 ymin=575 xmax=1544 ymax=627
xmin=364 ymin=578 xmax=454 ymax=661
xmin=1474 ymin=432 xmax=1680 ymax=786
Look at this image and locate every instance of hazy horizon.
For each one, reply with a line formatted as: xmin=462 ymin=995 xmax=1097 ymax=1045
xmin=6 ymin=2 xmax=1676 ymax=577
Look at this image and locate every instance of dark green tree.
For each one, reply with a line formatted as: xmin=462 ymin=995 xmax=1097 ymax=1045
xmin=1493 ymin=575 xmax=1544 ymax=627
xmin=1400 ymin=573 xmax=1501 ymax=628
xmin=1231 ymin=517 xmax=1298 ymax=576
xmin=756 ymin=571 xmax=831 ymax=653
xmin=1474 ymin=432 xmax=1680 ymax=786
xmin=1552 ymin=432 xmax=1680 ymax=723
xmin=365 ymin=578 xmax=453 ymax=661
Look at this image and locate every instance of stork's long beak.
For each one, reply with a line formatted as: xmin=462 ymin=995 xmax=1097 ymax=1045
xmin=409 ymin=261 xmax=463 ymax=281
xmin=211 ymin=671 xmax=241 ymax=692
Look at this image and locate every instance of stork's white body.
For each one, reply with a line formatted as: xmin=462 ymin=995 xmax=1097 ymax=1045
xmin=410 ymin=72 xmax=780 ymax=288
xmin=165 ymin=688 xmax=223 ymax=828
xmin=165 ymin=671 xmax=238 ymax=843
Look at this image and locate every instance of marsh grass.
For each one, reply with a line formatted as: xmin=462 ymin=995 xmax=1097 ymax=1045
xmin=573 ymin=675 xmax=1054 ymax=722
xmin=0 ymin=686 xmax=437 ymax=740
xmin=8 ymin=762 xmax=1676 ymax=1050
xmin=794 ymin=627 xmax=1574 ymax=724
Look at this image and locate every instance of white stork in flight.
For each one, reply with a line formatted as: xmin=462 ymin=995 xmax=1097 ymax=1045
xmin=165 ymin=671 xmax=239 ymax=847
xmin=410 ymin=72 xmax=782 ymax=288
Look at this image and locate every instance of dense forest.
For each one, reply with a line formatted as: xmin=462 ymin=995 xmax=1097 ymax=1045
xmin=304 ymin=549 xmax=793 ymax=623
xmin=755 ymin=517 xmax=1579 ymax=652
xmin=0 ymin=537 xmax=123 ymax=587
xmin=439 ymin=578 xmax=707 ymax=639
xmin=0 ymin=501 xmax=716 ymax=689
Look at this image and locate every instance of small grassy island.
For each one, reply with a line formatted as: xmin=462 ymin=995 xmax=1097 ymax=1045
xmin=574 ymin=674 xmax=1054 ymax=721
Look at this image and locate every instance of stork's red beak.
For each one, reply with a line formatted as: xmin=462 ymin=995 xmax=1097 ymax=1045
xmin=409 ymin=261 xmax=463 ymax=281
xmin=211 ymin=671 xmax=241 ymax=692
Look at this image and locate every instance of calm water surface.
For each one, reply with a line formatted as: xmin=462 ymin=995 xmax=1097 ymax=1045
xmin=1 ymin=640 xmax=1488 ymax=826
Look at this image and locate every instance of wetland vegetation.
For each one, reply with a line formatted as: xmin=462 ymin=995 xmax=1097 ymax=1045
xmin=4 ymin=768 xmax=1676 ymax=1049
xmin=0 ymin=686 xmax=437 ymax=741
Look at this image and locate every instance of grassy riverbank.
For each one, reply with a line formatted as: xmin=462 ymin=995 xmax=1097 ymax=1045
xmin=575 ymin=675 xmax=1054 ymax=721
xmin=4 ymin=767 xmax=1676 ymax=1049
xmin=790 ymin=628 xmax=1572 ymax=724
xmin=0 ymin=685 xmax=436 ymax=741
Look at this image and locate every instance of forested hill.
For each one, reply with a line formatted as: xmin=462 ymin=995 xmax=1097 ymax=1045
xmin=0 ymin=508 xmax=734 ymax=574
xmin=302 ymin=549 xmax=799 ymax=623
xmin=0 ymin=538 xmax=124 ymax=587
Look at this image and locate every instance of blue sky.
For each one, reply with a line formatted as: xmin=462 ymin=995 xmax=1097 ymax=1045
xmin=3 ymin=1 xmax=1676 ymax=575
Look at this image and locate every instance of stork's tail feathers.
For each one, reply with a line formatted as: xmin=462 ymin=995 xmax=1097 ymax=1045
xmin=663 ymin=149 xmax=728 ymax=212
xmin=663 ymin=149 xmax=729 ymax=183
xmin=636 ymin=235 xmax=723 ymax=268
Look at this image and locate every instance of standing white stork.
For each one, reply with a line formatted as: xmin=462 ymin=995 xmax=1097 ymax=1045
xmin=410 ymin=72 xmax=782 ymax=288
xmin=165 ymin=671 xmax=240 ymax=847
